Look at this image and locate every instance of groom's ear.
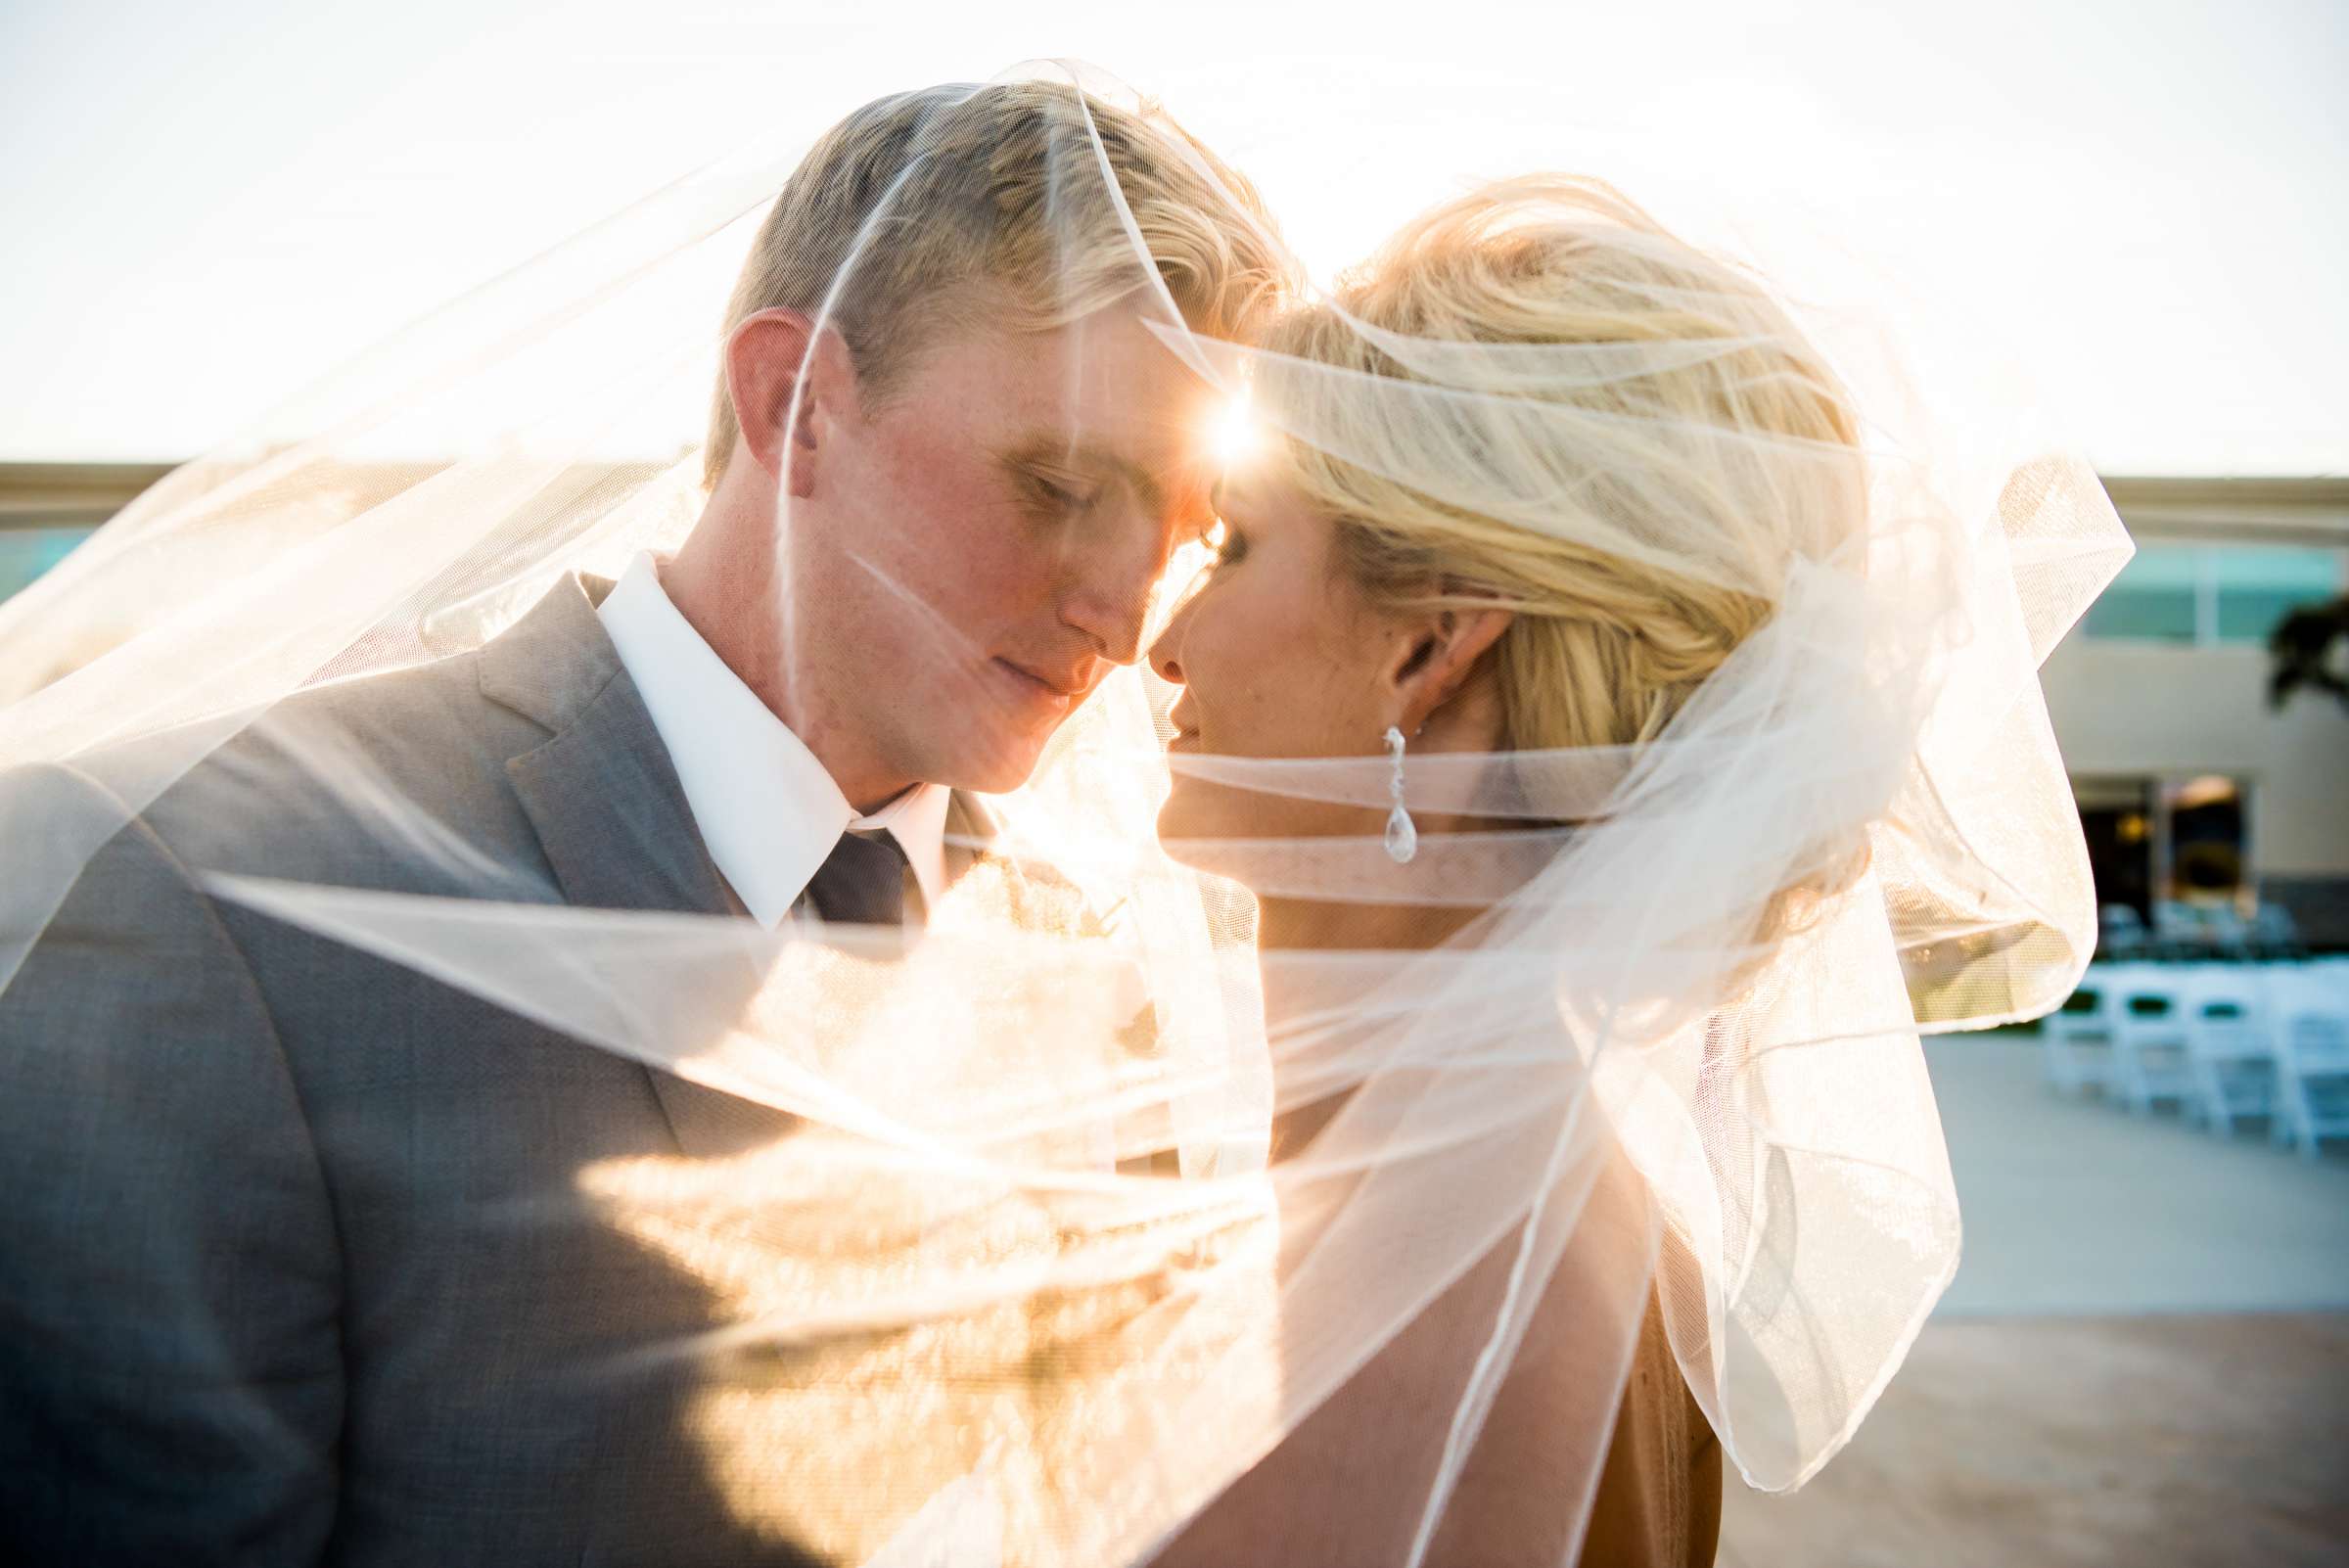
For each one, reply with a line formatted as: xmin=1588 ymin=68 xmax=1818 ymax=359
xmin=724 ymin=307 xmax=833 ymax=498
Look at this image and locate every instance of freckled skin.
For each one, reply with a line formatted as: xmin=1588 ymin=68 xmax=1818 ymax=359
xmin=790 ymin=308 xmax=1220 ymax=799
xmin=673 ymin=300 xmax=1221 ymax=811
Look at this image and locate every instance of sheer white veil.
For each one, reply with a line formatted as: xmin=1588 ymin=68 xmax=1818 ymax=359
xmin=0 ymin=59 xmax=2130 ymax=1567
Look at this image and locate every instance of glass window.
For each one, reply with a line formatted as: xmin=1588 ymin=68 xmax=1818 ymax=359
xmin=2161 ymin=774 xmax=2247 ymax=900
xmin=0 ymin=527 xmax=96 ymax=605
xmin=2081 ymin=543 xmax=2198 ymax=641
xmin=2211 ymin=545 xmax=2342 ymax=643
xmin=2081 ymin=542 xmax=2346 ymax=646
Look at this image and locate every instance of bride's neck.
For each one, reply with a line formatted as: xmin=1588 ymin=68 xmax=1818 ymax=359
xmin=1253 ymin=895 xmax=1477 ymax=957
xmin=1253 ymin=897 xmax=1486 ymax=1040
xmin=1251 ymin=896 xmax=1482 ymax=1164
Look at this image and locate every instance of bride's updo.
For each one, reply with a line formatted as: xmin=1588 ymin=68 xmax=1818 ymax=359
xmin=1257 ymin=176 xmax=1865 ymax=758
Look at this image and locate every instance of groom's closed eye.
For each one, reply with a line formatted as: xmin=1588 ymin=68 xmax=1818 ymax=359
xmin=1016 ymin=464 xmax=1103 ymax=516
xmin=998 ymin=438 xmax=1169 ymax=523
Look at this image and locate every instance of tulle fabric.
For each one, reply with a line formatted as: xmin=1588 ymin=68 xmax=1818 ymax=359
xmin=0 ymin=60 xmax=2129 ymax=1566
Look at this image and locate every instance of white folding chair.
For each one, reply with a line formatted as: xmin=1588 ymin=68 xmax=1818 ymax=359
xmin=2248 ymin=902 xmax=2301 ymax=951
xmin=2042 ymin=966 xmax=2122 ymax=1097
xmin=2202 ymin=906 xmax=2250 ymax=954
xmin=2098 ymin=904 xmax=2147 ymax=960
xmin=2269 ymin=968 xmax=2349 ymax=1159
xmin=2179 ymin=967 xmax=2278 ymax=1136
xmin=2112 ymin=966 xmax=2197 ymax=1115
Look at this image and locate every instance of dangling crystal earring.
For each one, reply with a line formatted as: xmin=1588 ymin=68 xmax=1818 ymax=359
xmin=1383 ymin=724 xmax=1417 ymax=864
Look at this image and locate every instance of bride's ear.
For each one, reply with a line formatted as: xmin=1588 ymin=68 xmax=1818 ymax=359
xmin=724 ymin=308 xmax=839 ymax=498
xmin=1384 ymin=604 xmax=1513 ymax=742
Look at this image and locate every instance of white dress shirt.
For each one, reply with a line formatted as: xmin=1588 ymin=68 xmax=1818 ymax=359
xmin=596 ymin=552 xmax=950 ymax=929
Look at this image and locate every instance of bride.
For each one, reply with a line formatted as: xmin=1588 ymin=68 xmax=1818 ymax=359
xmin=1140 ymin=175 xmax=1831 ymax=1565
xmin=1131 ymin=168 xmax=2117 ymax=1564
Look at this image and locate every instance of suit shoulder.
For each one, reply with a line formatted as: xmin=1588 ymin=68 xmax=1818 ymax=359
xmin=55 ymin=647 xmax=544 ymax=895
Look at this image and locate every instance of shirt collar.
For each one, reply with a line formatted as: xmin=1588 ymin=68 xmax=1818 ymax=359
xmin=595 ymin=551 xmax=950 ymax=928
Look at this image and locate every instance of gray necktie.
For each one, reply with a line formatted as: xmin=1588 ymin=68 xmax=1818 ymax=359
xmin=802 ymin=828 xmax=918 ymax=928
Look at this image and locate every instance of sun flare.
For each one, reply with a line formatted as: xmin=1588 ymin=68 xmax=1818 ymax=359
xmin=1206 ymin=386 xmax=1260 ymax=470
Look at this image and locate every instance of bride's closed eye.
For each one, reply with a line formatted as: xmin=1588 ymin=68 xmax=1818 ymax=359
xmin=1205 ymin=518 xmax=1248 ymax=566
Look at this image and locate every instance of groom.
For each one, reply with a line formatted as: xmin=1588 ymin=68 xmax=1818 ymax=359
xmin=0 ymin=81 xmax=1285 ymax=1565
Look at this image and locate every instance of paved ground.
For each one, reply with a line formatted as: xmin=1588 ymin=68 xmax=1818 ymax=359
xmin=1719 ymin=1314 xmax=2349 ymax=1568
xmin=1715 ymin=1037 xmax=2349 ymax=1566
xmin=1926 ymin=1038 xmax=2349 ymax=1316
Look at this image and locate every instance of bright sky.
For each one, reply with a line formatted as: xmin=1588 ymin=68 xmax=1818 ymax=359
xmin=2 ymin=0 xmax=2342 ymax=474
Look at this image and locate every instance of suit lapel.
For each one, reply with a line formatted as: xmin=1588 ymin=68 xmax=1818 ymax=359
xmin=503 ymin=673 xmax=731 ymax=920
xmin=942 ymin=788 xmax=998 ymax=884
xmin=479 ymin=575 xmax=799 ymax=1159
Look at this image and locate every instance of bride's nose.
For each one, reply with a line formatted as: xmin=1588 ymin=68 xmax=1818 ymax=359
xmin=1147 ymin=599 xmax=1191 ymax=686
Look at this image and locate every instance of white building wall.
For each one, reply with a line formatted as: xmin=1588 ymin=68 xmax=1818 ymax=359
xmin=2042 ymin=631 xmax=2349 ymax=878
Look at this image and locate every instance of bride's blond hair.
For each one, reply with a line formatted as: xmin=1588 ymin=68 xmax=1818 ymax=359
xmin=1260 ymin=175 xmax=1863 ymax=758
xmin=1258 ymin=176 xmax=1877 ymax=945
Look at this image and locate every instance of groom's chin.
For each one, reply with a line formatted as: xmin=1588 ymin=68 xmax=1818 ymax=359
xmin=929 ymin=725 xmax=1052 ymax=798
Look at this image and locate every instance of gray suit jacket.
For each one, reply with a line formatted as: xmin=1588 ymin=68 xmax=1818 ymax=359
xmin=0 ymin=575 xmax=904 ymax=1566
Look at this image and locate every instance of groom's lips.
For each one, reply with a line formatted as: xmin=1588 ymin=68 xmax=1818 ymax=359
xmin=1000 ymin=656 xmax=1089 ymax=697
xmin=990 ymin=657 xmax=1082 ymax=716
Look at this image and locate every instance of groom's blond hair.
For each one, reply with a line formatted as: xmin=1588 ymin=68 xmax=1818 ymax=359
xmin=703 ymin=80 xmax=1291 ymax=487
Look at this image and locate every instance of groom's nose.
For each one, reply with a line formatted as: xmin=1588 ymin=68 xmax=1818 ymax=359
xmin=1059 ymin=505 xmax=1175 ymax=666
